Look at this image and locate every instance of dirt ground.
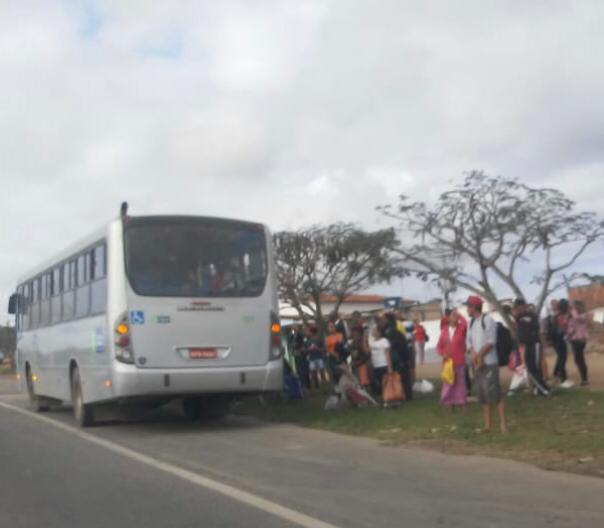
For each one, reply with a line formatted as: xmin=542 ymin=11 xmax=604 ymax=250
xmin=417 ymin=350 xmax=604 ymax=390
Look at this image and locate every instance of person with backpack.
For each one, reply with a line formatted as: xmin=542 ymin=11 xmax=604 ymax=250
xmin=466 ymin=296 xmax=507 ymax=434
xmin=513 ymin=299 xmax=551 ymax=397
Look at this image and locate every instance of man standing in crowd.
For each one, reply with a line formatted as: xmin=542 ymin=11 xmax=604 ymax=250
xmin=513 ymin=299 xmax=551 ymax=397
xmin=466 ymin=296 xmax=507 ymax=434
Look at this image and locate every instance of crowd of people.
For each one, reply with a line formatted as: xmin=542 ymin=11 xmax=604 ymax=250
xmin=289 ymin=311 xmax=428 ymax=403
xmin=288 ymin=294 xmax=592 ymax=435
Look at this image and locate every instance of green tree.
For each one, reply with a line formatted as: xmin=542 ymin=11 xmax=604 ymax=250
xmin=274 ymin=223 xmax=404 ymax=328
xmin=380 ymin=172 xmax=604 ymax=323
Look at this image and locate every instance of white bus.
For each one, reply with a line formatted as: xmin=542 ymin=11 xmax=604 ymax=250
xmin=8 ymin=210 xmax=283 ymax=426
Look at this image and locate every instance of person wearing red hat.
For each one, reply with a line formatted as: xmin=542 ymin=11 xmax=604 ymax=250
xmin=465 ymin=296 xmax=507 ymax=434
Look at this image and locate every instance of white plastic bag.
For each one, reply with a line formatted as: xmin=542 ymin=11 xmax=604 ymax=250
xmin=324 ymin=394 xmax=341 ymax=411
xmin=509 ymin=365 xmax=528 ymax=392
xmin=413 ymin=379 xmax=435 ymax=394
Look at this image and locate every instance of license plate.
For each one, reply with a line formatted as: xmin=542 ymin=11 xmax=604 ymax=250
xmin=189 ymin=348 xmax=218 ymax=359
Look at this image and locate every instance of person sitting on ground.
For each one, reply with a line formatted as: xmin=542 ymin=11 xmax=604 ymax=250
xmin=306 ymin=326 xmax=328 ymax=389
xmin=466 ymin=296 xmax=507 ymax=434
xmin=567 ymin=300 xmax=590 ymax=386
xmin=436 ymin=310 xmax=468 ymax=410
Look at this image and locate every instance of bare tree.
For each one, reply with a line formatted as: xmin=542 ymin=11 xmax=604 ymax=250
xmin=273 ymin=224 xmax=404 ymax=328
xmin=379 ymin=172 xmax=604 ymax=323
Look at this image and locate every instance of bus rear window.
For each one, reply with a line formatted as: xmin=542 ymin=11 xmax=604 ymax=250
xmin=124 ymin=218 xmax=268 ymax=298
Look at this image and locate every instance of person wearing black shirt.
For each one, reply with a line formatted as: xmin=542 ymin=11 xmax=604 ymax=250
xmin=513 ymin=299 xmax=551 ymax=397
xmin=383 ymin=312 xmax=413 ymax=401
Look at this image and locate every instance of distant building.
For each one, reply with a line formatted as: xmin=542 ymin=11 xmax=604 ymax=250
xmin=568 ymin=284 xmax=604 ymax=311
xmin=401 ymin=299 xmax=443 ymax=322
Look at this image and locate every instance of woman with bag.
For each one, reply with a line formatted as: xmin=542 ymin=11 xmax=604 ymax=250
xmin=436 ymin=310 xmax=468 ymax=410
xmin=368 ymin=325 xmax=403 ymax=405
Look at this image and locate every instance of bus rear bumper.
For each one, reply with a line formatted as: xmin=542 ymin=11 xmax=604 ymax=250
xmin=111 ymin=360 xmax=283 ymax=399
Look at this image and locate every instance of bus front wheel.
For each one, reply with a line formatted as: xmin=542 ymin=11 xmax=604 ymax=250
xmin=71 ymin=367 xmax=94 ymax=427
xmin=25 ymin=365 xmax=50 ymax=413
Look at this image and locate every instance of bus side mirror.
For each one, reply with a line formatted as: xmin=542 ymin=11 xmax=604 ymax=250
xmin=8 ymin=294 xmax=17 ymax=315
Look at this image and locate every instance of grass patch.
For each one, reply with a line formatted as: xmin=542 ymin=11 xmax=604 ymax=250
xmin=237 ymin=385 xmax=604 ymax=478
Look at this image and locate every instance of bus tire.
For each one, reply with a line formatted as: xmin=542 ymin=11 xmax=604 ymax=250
xmin=25 ymin=364 xmax=50 ymax=413
xmin=71 ymin=367 xmax=94 ymax=427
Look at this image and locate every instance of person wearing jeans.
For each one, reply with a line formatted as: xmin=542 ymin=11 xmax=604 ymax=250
xmin=552 ymin=299 xmax=570 ymax=384
xmin=567 ymin=300 xmax=590 ymax=386
xmin=513 ymin=299 xmax=551 ymax=397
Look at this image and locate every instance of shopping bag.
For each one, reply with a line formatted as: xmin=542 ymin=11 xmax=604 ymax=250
xmin=440 ymin=358 xmax=455 ymax=385
xmin=357 ymin=363 xmax=371 ymax=386
xmin=382 ymin=371 xmax=405 ymax=403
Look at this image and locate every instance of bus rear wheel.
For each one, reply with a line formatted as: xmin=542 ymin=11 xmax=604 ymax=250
xmin=71 ymin=367 xmax=94 ymax=427
xmin=25 ymin=365 xmax=50 ymax=413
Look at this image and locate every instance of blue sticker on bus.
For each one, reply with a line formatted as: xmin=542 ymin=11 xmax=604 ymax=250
xmin=94 ymin=327 xmax=105 ymax=353
xmin=130 ymin=311 xmax=145 ymax=325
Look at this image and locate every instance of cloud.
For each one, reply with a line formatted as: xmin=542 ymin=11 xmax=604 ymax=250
xmin=1 ymin=0 xmax=604 ymax=312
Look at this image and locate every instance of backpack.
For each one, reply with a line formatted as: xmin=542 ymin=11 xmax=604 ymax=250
xmin=471 ymin=315 xmax=514 ymax=367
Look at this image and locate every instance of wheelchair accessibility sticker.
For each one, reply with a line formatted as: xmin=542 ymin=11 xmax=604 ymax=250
xmin=130 ymin=311 xmax=145 ymax=325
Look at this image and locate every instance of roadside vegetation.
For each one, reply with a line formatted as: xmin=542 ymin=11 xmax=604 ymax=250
xmin=237 ymin=386 xmax=604 ymax=479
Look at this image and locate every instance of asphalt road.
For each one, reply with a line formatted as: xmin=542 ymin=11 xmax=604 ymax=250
xmin=1 ymin=376 xmax=604 ymax=528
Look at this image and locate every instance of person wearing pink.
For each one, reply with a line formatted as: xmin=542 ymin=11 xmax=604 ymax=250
xmin=436 ymin=310 xmax=468 ymax=409
xmin=566 ymin=300 xmax=590 ymax=386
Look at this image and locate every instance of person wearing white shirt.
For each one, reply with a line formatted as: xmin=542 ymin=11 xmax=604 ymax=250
xmin=368 ymin=325 xmax=393 ymax=394
xmin=466 ymin=296 xmax=507 ymax=434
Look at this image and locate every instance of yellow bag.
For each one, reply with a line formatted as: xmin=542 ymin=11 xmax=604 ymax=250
xmin=441 ymin=358 xmax=455 ymax=385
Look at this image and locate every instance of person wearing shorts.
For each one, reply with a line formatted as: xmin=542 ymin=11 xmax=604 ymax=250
xmin=466 ymin=296 xmax=507 ymax=434
xmin=306 ymin=327 xmax=328 ymax=389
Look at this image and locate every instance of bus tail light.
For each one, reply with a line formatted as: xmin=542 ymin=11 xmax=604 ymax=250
xmin=270 ymin=311 xmax=282 ymax=360
xmin=114 ymin=313 xmax=134 ymax=364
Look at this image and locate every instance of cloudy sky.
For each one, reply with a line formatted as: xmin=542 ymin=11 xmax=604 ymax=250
xmin=1 ymin=0 xmax=604 ymax=315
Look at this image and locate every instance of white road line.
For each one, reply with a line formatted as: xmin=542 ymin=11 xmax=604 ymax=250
xmin=0 ymin=401 xmax=340 ymax=528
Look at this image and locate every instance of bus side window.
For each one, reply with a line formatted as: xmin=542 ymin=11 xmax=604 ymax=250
xmin=40 ymin=272 xmax=52 ymax=327
xmin=75 ymin=253 xmax=90 ymax=318
xmin=92 ymin=244 xmax=106 ymax=279
xmin=62 ymin=261 xmax=76 ymax=321
xmin=51 ymin=266 xmax=62 ymax=325
xmin=22 ymin=282 xmax=31 ymax=330
xmin=31 ymin=277 xmax=40 ymax=329
xmin=90 ymin=244 xmax=108 ymax=315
